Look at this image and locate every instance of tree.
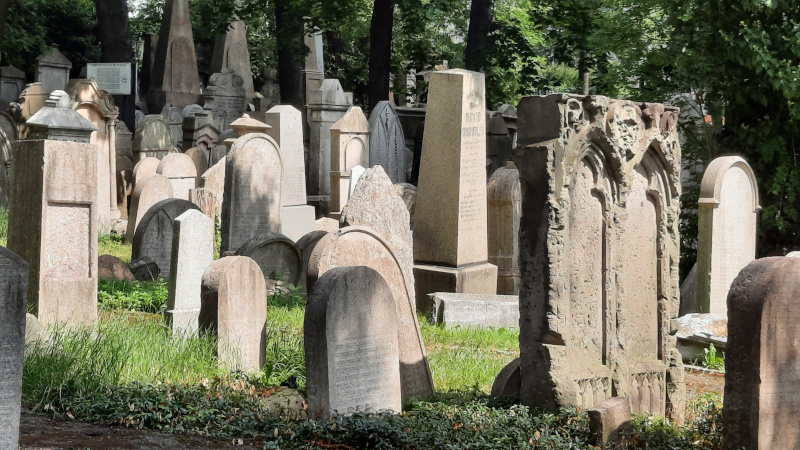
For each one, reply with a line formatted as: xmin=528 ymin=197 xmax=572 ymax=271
xmin=273 ymin=0 xmax=305 ymax=110
xmin=0 ymin=0 xmax=15 ymax=62
xmin=367 ymin=0 xmax=394 ymax=111
xmin=464 ymin=0 xmax=492 ymax=72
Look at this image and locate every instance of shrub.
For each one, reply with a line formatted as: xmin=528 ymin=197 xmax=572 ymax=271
xmin=98 ymin=279 xmax=169 ymax=314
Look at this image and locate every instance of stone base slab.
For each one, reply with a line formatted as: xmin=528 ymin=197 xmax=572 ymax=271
xmin=281 ymin=204 xmax=317 ymax=242
xmin=413 ymin=262 xmax=498 ymax=315
xmin=165 ymin=308 xmax=200 ymax=336
xmin=429 ymin=292 xmax=519 ymax=328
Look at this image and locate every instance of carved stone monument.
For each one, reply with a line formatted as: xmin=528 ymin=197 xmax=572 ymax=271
xmin=368 ymin=101 xmax=406 ymax=183
xmin=210 ymin=18 xmax=254 ymax=99
xmin=234 ymin=233 xmax=302 ymax=292
xmin=488 ymin=162 xmax=521 ymax=295
xmin=330 ymin=106 xmax=369 ymax=218
xmin=131 ymin=198 xmax=201 ymax=279
xmin=133 ymin=115 xmax=174 ymax=161
xmin=205 ymin=69 xmax=247 ymax=130
xmin=0 ymin=65 xmax=26 ymax=105
xmin=35 ymin=49 xmax=71 ymax=93
xmin=0 ymin=246 xmax=28 ymax=450
xmin=161 ymin=105 xmax=184 ymax=148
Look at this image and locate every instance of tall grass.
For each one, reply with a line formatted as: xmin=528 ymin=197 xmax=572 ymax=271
xmin=0 ymin=207 xmax=8 ymax=247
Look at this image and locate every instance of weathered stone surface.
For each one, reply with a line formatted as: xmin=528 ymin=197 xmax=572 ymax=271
xmin=0 ymin=65 xmax=26 ymax=105
xmin=491 ymin=358 xmax=521 ymax=400
xmin=394 ymin=182 xmax=416 ymax=228
xmin=307 ymin=227 xmax=434 ymax=401
xmin=488 ymin=162 xmax=521 ymax=295
xmin=210 ymin=19 xmax=254 ymax=99
xmin=514 ymin=94 xmax=684 ymax=417
xmin=129 ymin=257 xmax=160 ymax=281
xmin=157 ymin=152 xmax=197 ymax=201
xmin=25 ymin=90 xmax=96 ymax=142
xmin=675 ymin=313 xmax=727 ymax=362
xmin=191 ymin=157 xmax=225 ymax=222
xmin=182 ymin=111 xmax=221 ymax=153
xmin=98 ymin=254 xmax=135 ymax=282
xmin=588 ymin=397 xmax=632 ymax=445
xmin=429 ymin=293 xmax=519 ymax=328
xmin=347 ymin=165 xmax=366 ymax=198
xmin=209 ymin=129 xmax=232 ymax=167
xmin=200 ymin=256 xmax=267 ymax=371
xmin=486 ymin=114 xmax=513 ymax=177
xmin=133 ymin=115 xmax=174 ymax=161
xmin=185 ymin=147 xmax=208 ymax=187
xmin=296 ymin=230 xmax=328 ymax=288
xmin=205 ymin=70 xmax=247 ymax=130
xmin=10 ymin=82 xmax=48 ymax=139
xmin=25 ymin=313 xmax=49 ymax=355
xmin=131 ymin=198 xmax=201 ymax=280
xmin=160 ymin=105 xmax=184 ymax=148
xmin=7 ymin=139 xmax=98 ymax=326
xmin=305 ymin=266 xmax=402 ymax=419
xmin=36 ymin=49 xmax=71 ymax=93
xmin=330 ymin=106 xmax=369 ymax=217
xmin=0 ymin=113 xmax=17 ymax=208
xmin=166 ymin=210 xmax=214 ymax=336
xmin=220 ymin=133 xmax=282 ymax=253
xmin=125 ymin=174 xmax=173 ymax=243
xmin=235 ymin=233 xmax=302 ymax=293
xmin=132 ymin=156 xmax=161 ymax=186
xmin=368 ymin=101 xmax=406 ymax=183
xmin=315 ymin=218 xmax=338 ymax=233
xmin=0 ymin=246 xmax=29 ymax=450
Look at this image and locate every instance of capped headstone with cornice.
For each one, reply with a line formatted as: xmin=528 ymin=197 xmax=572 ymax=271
xmin=35 ymin=49 xmax=72 ymax=93
xmin=368 ymin=101 xmax=406 ymax=183
xmin=330 ymin=106 xmax=369 ymax=218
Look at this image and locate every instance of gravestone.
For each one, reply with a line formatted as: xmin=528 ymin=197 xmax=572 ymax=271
xmin=0 ymin=65 xmax=26 ymax=105
xmin=0 ymin=246 xmax=29 ymax=450
xmin=491 ymin=358 xmax=521 ymax=400
xmin=132 ymin=156 xmax=161 ymax=186
xmin=588 ymin=397 xmax=632 ymax=445
xmin=157 ymin=152 xmax=197 ymax=201
xmin=305 ymin=266 xmax=402 ymax=419
xmin=10 ymin=82 xmax=48 ymax=139
xmin=488 ymin=162 xmax=521 ymax=295
xmin=200 ymin=256 xmax=267 ymax=371
xmin=131 ymin=198 xmax=201 ymax=279
xmin=307 ymin=227 xmax=435 ymax=401
xmin=115 ymin=120 xmax=134 ymax=175
xmin=147 ymin=0 xmax=202 ymax=112
xmin=296 ymin=229 xmax=328 ymax=288
xmin=486 ymin=115 xmax=512 ymax=177
xmin=368 ymin=101 xmax=406 ymax=183
xmin=303 ymin=30 xmax=325 ymax=103
xmin=723 ymin=257 xmax=800 ymax=450
xmin=220 ymin=133 xmax=282 ymax=253
xmin=192 ymin=157 xmax=225 ymax=221
xmin=166 ymin=209 xmax=214 ymax=335
xmin=413 ymin=69 xmax=497 ymax=310
xmin=133 ymin=115 xmax=174 ymax=161
xmin=0 ymin=112 xmax=16 ymax=207
xmin=330 ymin=106 xmax=369 ymax=218
xmin=264 ymin=105 xmax=316 ymax=241
xmin=182 ymin=110 xmax=220 ymax=152
xmin=496 ymin=103 xmax=518 ymax=148
xmin=35 ymin=49 xmax=71 ymax=93
xmin=210 ymin=18 xmax=254 ymax=99
xmin=210 ymin=129 xmax=233 ymax=166
xmin=161 ymin=105 xmax=184 ymax=147
xmin=185 ymin=147 xmax=208 ymax=186
xmin=514 ymin=95 xmax=685 ymax=418
xmin=429 ymin=292 xmax=519 ymax=328
xmin=205 ymin=69 xmax=247 ymax=130
xmin=234 ymin=233 xmax=302 ymax=292
xmin=394 ymin=183 xmax=416 ymax=229
xmin=347 ymin=165 xmax=366 ymax=198
xmin=181 ymin=104 xmax=203 ymax=121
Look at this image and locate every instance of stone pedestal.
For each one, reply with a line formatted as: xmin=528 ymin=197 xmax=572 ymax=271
xmin=413 ymin=263 xmax=498 ymax=315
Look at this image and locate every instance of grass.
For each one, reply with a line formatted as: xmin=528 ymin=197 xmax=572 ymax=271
xmin=98 ymin=279 xmax=169 ymax=313
xmin=99 ymin=232 xmax=132 ymax=262
xmin=0 ymin=207 xmax=7 ymax=247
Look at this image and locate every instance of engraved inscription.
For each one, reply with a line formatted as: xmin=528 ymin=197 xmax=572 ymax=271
xmin=329 ymin=334 xmax=398 ymax=414
xmin=44 ymin=204 xmax=91 ymax=278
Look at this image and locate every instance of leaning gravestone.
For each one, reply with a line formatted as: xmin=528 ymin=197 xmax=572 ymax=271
xmin=166 ymin=210 xmax=214 ymax=336
xmin=305 ymin=266 xmax=402 ymax=419
xmin=234 ymin=233 xmax=302 ymax=293
xmin=330 ymin=106 xmax=370 ymax=218
xmin=487 ymin=162 xmax=522 ymax=295
xmin=133 ymin=115 xmax=174 ymax=161
xmin=125 ymin=174 xmax=173 ymax=243
xmin=157 ymin=152 xmax=197 ymax=201
xmin=724 ymin=257 xmax=800 ymax=450
xmin=296 ymin=230 xmax=329 ymax=288
xmin=131 ymin=198 xmax=201 ymax=279
xmin=368 ymin=101 xmax=406 ymax=183
xmin=0 ymin=246 xmax=29 ymax=450
xmin=200 ymin=256 xmax=267 ymax=371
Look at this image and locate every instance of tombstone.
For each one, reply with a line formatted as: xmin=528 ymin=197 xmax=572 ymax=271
xmin=210 ymin=129 xmax=233 ymax=166
xmin=181 ymin=104 xmax=203 ymax=121
xmin=429 ymin=292 xmax=519 ymax=328
xmin=394 ymin=106 xmax=426 ymax=184
xmin=234 ymin=233 xmax=302 ymax=292
xmin=185 ymin=147 xmax=208 ymax=186
xmin=220 ymin=133 xmax=282 ymax=253
xmin=394 ymin=182 xmax=416 ymax=228
xmin=412 ymin=70 xmax=497 ymax=310
xmin=132 ymin=156 xmax=161 ymax=187
xmin=588 ymin=397 xmax=632 ymax=445
xmin=0 ymin=246 xmax=29 ymax=450
xmin=210 ymin=19 xmax=254 ymax=99
xmin=0 ymin=112 xmax=17 ymax=207
xmin=303 ymin=30 xmax=325 ymax=103
xmin=161 ymin=105 xmax=184 ymax=147
xmin=147 ymin=0 xmax=202 ymax=112
xmin=133 ymin=115 xmax=174 ymax=161
xmin=486 ymin=115 xmax=512 ymax=177
xmin=7 ymin=92 xmax=99 ymax=326
xmin=131 ymin=198 xmax=201 ymax=279
xmin=514 ymin=95 xmax=685 ymax=417
xmin=496 ymin=104 xmax=518 ymax=148
xmin=200 ymin=256 xmax=267 ymax=371
xmin=723 ymin=257 xmax=800 ymax=450
xmin=35 ymin=49 xmax=72 ymax=93
xmin=205 ymin=69 xmax=247 ymax=130
xmin=330 ymin=106 xmax=369 ymax=218
xmin=0 ymin=65 xmax=26 ymax=105
xmin=157 ymin=152 xmax=197 ymax=200
xmin=11 ymin=82 xmax=48 ymax=139
xmin=192 ymin=157 xmax=225 ymax=221
xmin=488 ymin=162 xmax=521 ymax=295
xmin=296 ymin=229 xmax=328 ymax=288
xmin=115 ymin=120 xmax=133 ymax=164
xmin=347 ymin=164 xmax=366 ymax=199
xmin=182 ymin=110 xmax=220 ymax=152
xmin=166 ymin=209 xmax=214 ymax=335
xmin=368 ymin=101 xmax=406 ymax=183
xmin=307 ymin=227 xmax=435 ymax=401
xmin=264 ymin=105 xmax=316 ymax=241
xmin=685 ymin=156 xmax=759 ymax=316
xmin=305 ymin=266 xmax=402 ymax=419
xmin=491 ymin=358 xmax=521 ymax=400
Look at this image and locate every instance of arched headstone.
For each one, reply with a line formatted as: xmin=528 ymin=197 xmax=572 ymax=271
xmin=368 ymin=101 xmax=406 ymax=183
xmin=157 ymin=152 xmax=197 ymax=200
xmin=131 ymin=198 xmax=201 ymax=278
xmin=234 ymin=233 xmax=302 ymax=292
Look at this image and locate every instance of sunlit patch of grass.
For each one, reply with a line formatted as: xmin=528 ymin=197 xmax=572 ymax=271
xmin=99 ymin=232 xmax=132 ymax=262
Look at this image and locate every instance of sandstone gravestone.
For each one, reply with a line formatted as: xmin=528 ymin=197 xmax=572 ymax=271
xmin=98 ymin=254 xmax=134 ymax=282
xmin=36 ymin=49 xmax=71 ymax=93
xmin=161 ymin=105 xmax=184 ymax=147
xmin=131 ymin=198 xmax=201 ymax=279
xmin=191 ymin=157 xmax=225 ymax=222
xmin=133 ymin=115 xmax=174 ymax=161
xmin=10 ymin=82 xmax=48 ymax=139
xmin=413 ymin=69 xmax=497 ymax=310
xmin=166 ymin=209 xmax=214 ymax=335
xmin=234 ymin=233 xmax=302 ymax=292
xmin=514 ymin=95 xmax=685 ymax=418
xmin=368 ymin=101 xmax=406 ymax=183
xmin=205 ymin=70 xmax=247 ymax=130
xmin=221 ymin=133 xmax=282 ymax=253
xmin=488 ymin=162 xmax=521 ymax=295
xmin=182 ymin=110 xmax=220 ymax=152
xmin=125 ymin=174 xmax=173 ymax=243
xmin=157 ymin=152 xmax=197 ymax=200
xmin=185 ymin=147 xmax=208 ymax=187
xmin=200 ymin=256 xmax=267 ymax=371
xmin=330 ymin=106 xmax=369 ymax=218
xmin=210 ymin=18 xmax=254 ymax=99
xmin=305 ymin=266 xmax=402 ymax=419
xmin=723 ymin=257 xmax=800 ymax=450
xmin=394 ymin=182 xmax=416 ymax=227
xmin=0 ymin=246 xmax=28 ymax=450
xmin=132 ymin=156 xmax=161 ymax=187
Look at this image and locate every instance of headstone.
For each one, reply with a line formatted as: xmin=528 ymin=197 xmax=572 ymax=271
xmin=115 ymin=120 xmax=133 ymax=165
xmin=160 ymin=105 xmax=184 ymax=147
xmin=181 ymin=104 xmax=203 ymax=121
xmin=133 ymin=115 xmax=174 ymax=161
xmin=488 ymin=162 xmax=521 ymax=295
xmin=394 ymin=106 xmax=426 ymax=184
xmin=185 ymin=147 xmax=208 ymax=187
xmin=220 ymin=133 xmax=282 ymax=253
xmin=0 ymin=112 xmax=17 ymax=207
xmin=210 ymin=129 xmax=232 ymax=166
xmin=35 ymin=49 xmax=72 ymax=93
xmin=10 ymin=82 xmax=48 ymax=139
xmin=486 ymin=114 xmax=512 ymax=177
xmin=200 ymin=256 xmax=267 ymax=371
xmin=147 ymin=0 xmax=202 ymax=112
xmin=305 ymin=266 xmax=402 ymax=419
xmin=412 ymin=69 xmax=498 ymax=310
xmin=307 ymin=227 xmax=435 ymax=401
xmin=0 ymin=65 xmax=26 ymax=105
xmin=296 ymin=229 xmax=329 ymax=288
xmin=129 ymin=257 xmax=160 ymax=281
xmin=126 ymin=174 xmax=173 ymax=243
xmin=205 ymin=69 xmax=247 ymax=130
xmin=166 ymin=209 xmax=214 ymax=335
xmin=131 ymin=198 xmax=201 ymax=279
xmin=491 ymin=358 xmax=521 ymax=399
xmin=0 ymin=246 xmax=29 ymax=450
xmin=723 ymin=257 xmax=800 ymax=450
xmin=330 ymin=106 xmax=369 ymax=217
xmin=157 ymin=152 xmax=197 ymax=200
xmin=514 ymin=95 xmax=685 ymax=417
xmin=234 ymin=233 xmax=302 ymax=292
xmin=210 ymin=19 xmax=254 ymax=99
xmin=192 ymin=157 xmax=225 ymax=220
xmin=588 ymin=397 xmax=632 ymax=445
xmin=98 ymin=254 xmax=135 ymax=282
xmin=347 ymin=164 xmax=366 ymax=198
xmin=315 ymin=217 xmax=339 ymax=233
xmin=368 ymin=101 xmax=406 ymax=183
xmin=182 ymin=110 xmax=220 ymax=152
xmin=264 ymin=105 xmax=315 ymax=241
xmin=429 ymin=292 xmax=519 ymax=328
xmin=303 ymin=30 xmax=325 ymax=102
xmin=394 ymin=182 xmax=416 ymax=228
xmin=132 ymin=156 xmax=161 ymax=186
xmin=496 ymin=103 xmax=518 ymax=148
xmin=25 ymin=90 xmax=97 ymax=142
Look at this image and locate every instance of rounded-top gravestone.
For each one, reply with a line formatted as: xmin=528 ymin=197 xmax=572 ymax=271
xmin=131 ymin=198 xmax=201 ymax=279
xmin=368 ymin=101 xmax=406 ymax=183
xmin=234 ymin=232 xmax=302 ymax=292
xmin=157 ymin=152 xmax=197 ymax=201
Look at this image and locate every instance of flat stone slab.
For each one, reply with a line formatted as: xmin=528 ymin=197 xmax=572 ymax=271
xmin=429 ymin=292 xmax=519 ymax=328
xmin=675 ymin=313 xmax=728 ymax=362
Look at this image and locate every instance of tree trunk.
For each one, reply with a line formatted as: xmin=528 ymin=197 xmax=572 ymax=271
xmin=367 ymin=0 xmax=394 ymax=112
xmin=94 ymin=0 xmax=135 ymax=129
xmin=274 ymin=0 xmax=305 ymax=111
xmin=464 ymin=0 xmax=493 ymax=72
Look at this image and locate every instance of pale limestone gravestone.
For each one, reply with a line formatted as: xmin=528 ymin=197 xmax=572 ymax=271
xmin=7 ymin=94 xmax=99 ymax=326
xmin=36 ymin=49 xmax=72 ymax=93
xmin=488 ymin=162 xmax=521 ymax=295
xmin=133 ymin=115 xmax=174 ymax=161
xmin=206 ymin=69 xmax=247 ymax=130
xmin=200 ymin=256 xmax=267 ymax=371
xmin=191 ymin=158 xmax=225 ymax=222
xmin=347 ymin=164 xmax=366 ymax=198
xmin=166 ymin=209 xmax=214 ymax=335
xmin=368 ymin=101 xmax=406 ymax=183
xmin=264 ymin=105 xmax=316 ymax=241
xmin=0 ymin=65 xmax=26 ymax=105
xmin=305 ymin=266 xmax=402 ymax=419
xmin=132 ymin=156 xmax=161 ymax=187
xmin=234 ymin=233 xmax=302 ymax=292
xmin=514 ymin=95 xmax=685 ymax=418
xmin=147 ymin=0 xmax=202 ymax=112
xmin=11 ymin=82 xmax=48 ymax=139
xmin=307 ymin=227 xmax=435 ymax=401
xmin=220 ymin=133 xmax=282 ymax=253
xmin=185 ymin=147 xmax=208 ymax=187
xmin=330 ymin=106 xmax=369 ymax=218
xmin=413 ymin=69 xmax=497 ymax=310
xmin=157 ymin=152 xmax=197 ymax=201
xmin=724 ymin=257 xmax=800 ymax=450
xmin=429 ymin=292 xmax=519 ymax=328
xmin=0 ymin=246 xmax=28 ymax=450
xmin=125 ymin=174 xmax=173 ymax=243
xmin=161 ymin=105 xmax=184 ymax=147
xmin=131 ymin=198 xmax=200 ymax=279
xmin=210 ymin=18 xmax=254 ymax=99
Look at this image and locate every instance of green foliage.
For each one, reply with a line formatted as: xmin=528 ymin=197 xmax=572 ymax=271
xmin=98 ymin=279 xmax=169 ymax=314
xmin=701 ymin=343 xmax=725 ymax=371
xmin=98 ymin=232 xmax=132 ymax=263
xmin=0 ymin=207 xmax=8 ymax=247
